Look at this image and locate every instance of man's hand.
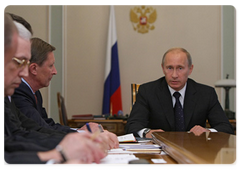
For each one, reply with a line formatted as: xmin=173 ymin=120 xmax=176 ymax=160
xmin=146 ymin=129 xmax=164 ymax=138
xmin=79 ymin=122 xmax=100 ymax=132
xmin=100 ymin=130 xmax=119 ymax=149
xmin=190 ymin=125 xmax=210 ymax=136
xmin=80 ymin=123 xmax=119 ymax=149
xmin=58 ymin=132 xmax=106 ymax=163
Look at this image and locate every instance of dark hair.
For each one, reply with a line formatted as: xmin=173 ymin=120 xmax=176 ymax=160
xmin=4 ymin=13 xmax=17 ymax=54
xmin=30 ymin=37 xmax=56 ymax=66
xmin=162 ymin=47 xmax=192 ymax=67
xmin=8 ymin=13 xmax=33 ymax=35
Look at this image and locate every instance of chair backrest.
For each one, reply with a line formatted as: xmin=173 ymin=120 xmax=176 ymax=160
xmin=131 ymin=84 xmax=140 ymax=110
xmin=57 ymin=92 xmax=68 ymax=126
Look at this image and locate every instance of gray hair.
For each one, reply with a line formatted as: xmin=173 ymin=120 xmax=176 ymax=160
xmin=13 ymin=21 xmax=31 ymax=40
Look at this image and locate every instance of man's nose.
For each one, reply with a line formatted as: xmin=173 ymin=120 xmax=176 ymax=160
xmin=52 ymin=65 xmax=57 ymax=75
xmin=172 ymin=69 xmax=178 ymax=78
xmin=19 ymin=66 xmax=29 ymax=77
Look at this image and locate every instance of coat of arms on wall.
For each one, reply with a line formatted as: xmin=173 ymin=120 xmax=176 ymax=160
xmin=130 ymin=6 xmax=157 ymax=34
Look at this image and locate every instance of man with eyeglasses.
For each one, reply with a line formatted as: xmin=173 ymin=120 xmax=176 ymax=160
xmin=7 ymin=12 xmax=118 ymax=145
xmin=4 ymin=13 xmax=107 ymax=164
xmin=4 ymin=21 xmax=30 ymax=96
xmin=4 ymin=14 xmax=18 ymax=93
xmin=10 ymin=14 xmax=118 ymax=148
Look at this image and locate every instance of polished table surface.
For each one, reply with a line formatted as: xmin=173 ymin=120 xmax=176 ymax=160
xmin=152 ymin=132 xmax=236 ymax=164
xmin=133 ymin=153 xmax=177 ymax=164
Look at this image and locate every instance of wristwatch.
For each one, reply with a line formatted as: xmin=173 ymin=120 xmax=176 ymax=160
xmin=143 ymin=128 xmax=151 ymax=138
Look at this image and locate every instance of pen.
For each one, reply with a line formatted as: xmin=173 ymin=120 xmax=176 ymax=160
xmin=91 ymin=129 xmax=101 ymax=140
xmin=98 ymin=124 xmax=104 ymax=132
xmin=86 ymin=123 xmax=92 ymax=133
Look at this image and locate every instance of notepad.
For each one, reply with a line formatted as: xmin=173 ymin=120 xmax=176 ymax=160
xmin=118 ymin=133 xmax=137 ymax=143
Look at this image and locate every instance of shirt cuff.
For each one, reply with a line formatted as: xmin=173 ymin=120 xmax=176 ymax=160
xmin=46 ymin=159 xmax=60 ymax=164
xmin=137 ymin=128 xmax=147 ymax=138
xmin=207 ymin=128 xmax=218 ymax=132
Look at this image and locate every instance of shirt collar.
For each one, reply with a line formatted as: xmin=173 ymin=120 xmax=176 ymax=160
xmin=21 ymin=78 xmax=35 ymax=95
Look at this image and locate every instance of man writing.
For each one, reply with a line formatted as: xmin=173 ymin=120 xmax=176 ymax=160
xmin=9 ymin=13 xmax=118 ymax=148
xmin=126 ymin=47 xmax=234 ymax=138
xmin=4 ymin=13 xmax=107 ymax=164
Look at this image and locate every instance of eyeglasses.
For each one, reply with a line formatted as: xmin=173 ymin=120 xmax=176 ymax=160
xmin=12 ymin=57 xmax=30 ymax=68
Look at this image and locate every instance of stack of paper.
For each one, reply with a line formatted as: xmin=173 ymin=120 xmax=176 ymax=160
xmin=119 ymin=144 xmax=161 ymax=153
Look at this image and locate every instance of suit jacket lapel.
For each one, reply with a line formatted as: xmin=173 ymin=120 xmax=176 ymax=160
xmin=21 ymin=82 xmax=39 ymax=109
xmin=184 ymin=79 xmax=197 ymax=129
xmin=156 ymin=78 xmax=175 ymax=130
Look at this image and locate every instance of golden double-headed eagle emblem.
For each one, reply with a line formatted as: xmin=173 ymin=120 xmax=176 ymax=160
xmin=130 ymin=6 xmax=157 ymax=34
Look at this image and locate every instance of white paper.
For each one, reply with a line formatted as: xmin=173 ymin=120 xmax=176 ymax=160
xmin=151 ymin=159 xmax=167 ymax=163
xmin=100 ymin=154 xmax=139 ymax=164
xmin=108 ymin=148 xmax=137 ymax=154
xmin=118 ymin=133 xmax=136 ymax=142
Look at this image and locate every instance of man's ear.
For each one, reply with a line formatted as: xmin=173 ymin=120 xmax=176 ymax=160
xmin=29 ymin=63 xmax=38 ymax=76
xmin=188 ymin=64 xmax=194 ymax=76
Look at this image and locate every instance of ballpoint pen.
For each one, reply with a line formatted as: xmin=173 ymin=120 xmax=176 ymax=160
xmin=86 ymin=123 xmax=92 ymax=133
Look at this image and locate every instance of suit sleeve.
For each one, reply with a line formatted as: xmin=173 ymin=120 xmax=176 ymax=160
xmin=12 ymin=84 xmax=74 ymax=133
xmin=5 ymin=151 xmax=45 ymax=164
xmin=125 ymin=85 xmax=150 ymax=136
xmin=207 ymin=88 xmax=234 ymax=134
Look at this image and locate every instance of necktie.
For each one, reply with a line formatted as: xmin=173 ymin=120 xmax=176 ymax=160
xmin=34 ymin=94 xmax=38 ymax=104
xmin=173 ymin=92 xmax=185 ymax=131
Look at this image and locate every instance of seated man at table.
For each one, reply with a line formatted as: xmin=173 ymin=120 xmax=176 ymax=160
xmin=125 ymin=47 xmax=234 ymax=138
xmin=4 ymin=13 xmax=107 ymax=163
xmin=10 ymin=13 xmax=118 ymax=149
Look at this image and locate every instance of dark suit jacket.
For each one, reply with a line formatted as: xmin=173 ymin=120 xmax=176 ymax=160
xmin=5 ymin=97 xmax=66 ymax=150
xmin=5 ymin=151 xmax=44 ymax=164
xmin=4 ymin=97 xmax=69 ymax=163
xmin=125 ymin=77 xmax=234 ymax=136
xmin=12 ymin=81 xmax=74 ymax=133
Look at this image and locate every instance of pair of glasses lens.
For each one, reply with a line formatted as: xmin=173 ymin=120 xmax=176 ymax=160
xmin=12 ymin=57 xmax=30 ymax=68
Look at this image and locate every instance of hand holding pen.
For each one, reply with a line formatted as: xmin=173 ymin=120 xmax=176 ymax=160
xmin=84 ymin=122 xmax=119 ymax=149
xmin=80 ymin=122 xmax=102 ymax=132
xmin=86 ymin=123 xmax=92 ymax=133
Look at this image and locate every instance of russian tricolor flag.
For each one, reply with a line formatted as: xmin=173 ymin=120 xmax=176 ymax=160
xmin=102 ymin=6 xmax=123 ymax=116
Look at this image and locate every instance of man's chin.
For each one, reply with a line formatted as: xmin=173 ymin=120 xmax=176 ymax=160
xmin=5 ymin=88 xmax=15 ymax=96
xmin=169 ymin=84 xmax=181 ymax=91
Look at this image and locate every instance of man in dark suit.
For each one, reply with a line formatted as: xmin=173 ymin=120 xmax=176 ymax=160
xmin=126 ymin=47 xmax=234 ymax=138
xmin=11 ymin=37 xmax=119 ymax=148
xmin=4 ymin=13 xmax=107 ymax=164
xmin=9 ymin=13 xmax=118 ymax=149
xmin=11 ymin=37 xmax=73 ymax=133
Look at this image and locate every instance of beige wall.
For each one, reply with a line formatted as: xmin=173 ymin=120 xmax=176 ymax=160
xmin=65 ymin=6 xmax=222 ymax=117
xmin=5 ymin=5 xmax=50 ymax=112
xmin=5 ymin=5 xmax=228 ymax=120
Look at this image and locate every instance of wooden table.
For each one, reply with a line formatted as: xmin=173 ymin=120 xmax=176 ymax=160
xmin=133 ymin=153 xmax=177 ymax=164
xmin=68 ymin=119 xmax=127 ymax=136
xmin=206 ymin=119 xmax=236 ymax=134
xmin=152 ymin=132 xmax=236 ymax=164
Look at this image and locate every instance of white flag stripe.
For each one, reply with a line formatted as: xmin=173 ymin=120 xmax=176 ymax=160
xmin=104 ymin=6 xmax=117 ymax=80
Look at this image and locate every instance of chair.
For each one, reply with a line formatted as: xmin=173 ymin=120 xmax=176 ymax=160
xmin=131 ymin=84 xmax=140 ymax=110
xmin=57 ymin=92 xmax=69 ymax=126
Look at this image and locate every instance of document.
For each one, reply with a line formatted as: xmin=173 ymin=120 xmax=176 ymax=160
xmin=119 ymin=144 xmax=161 ymax=153
xmin=108 ymin=148 xmax=137 ymax=154
xmin=118 ymin=133 xmax=137 ymax=143
xmin=100 ymin=154 xmax=139 ymax=164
